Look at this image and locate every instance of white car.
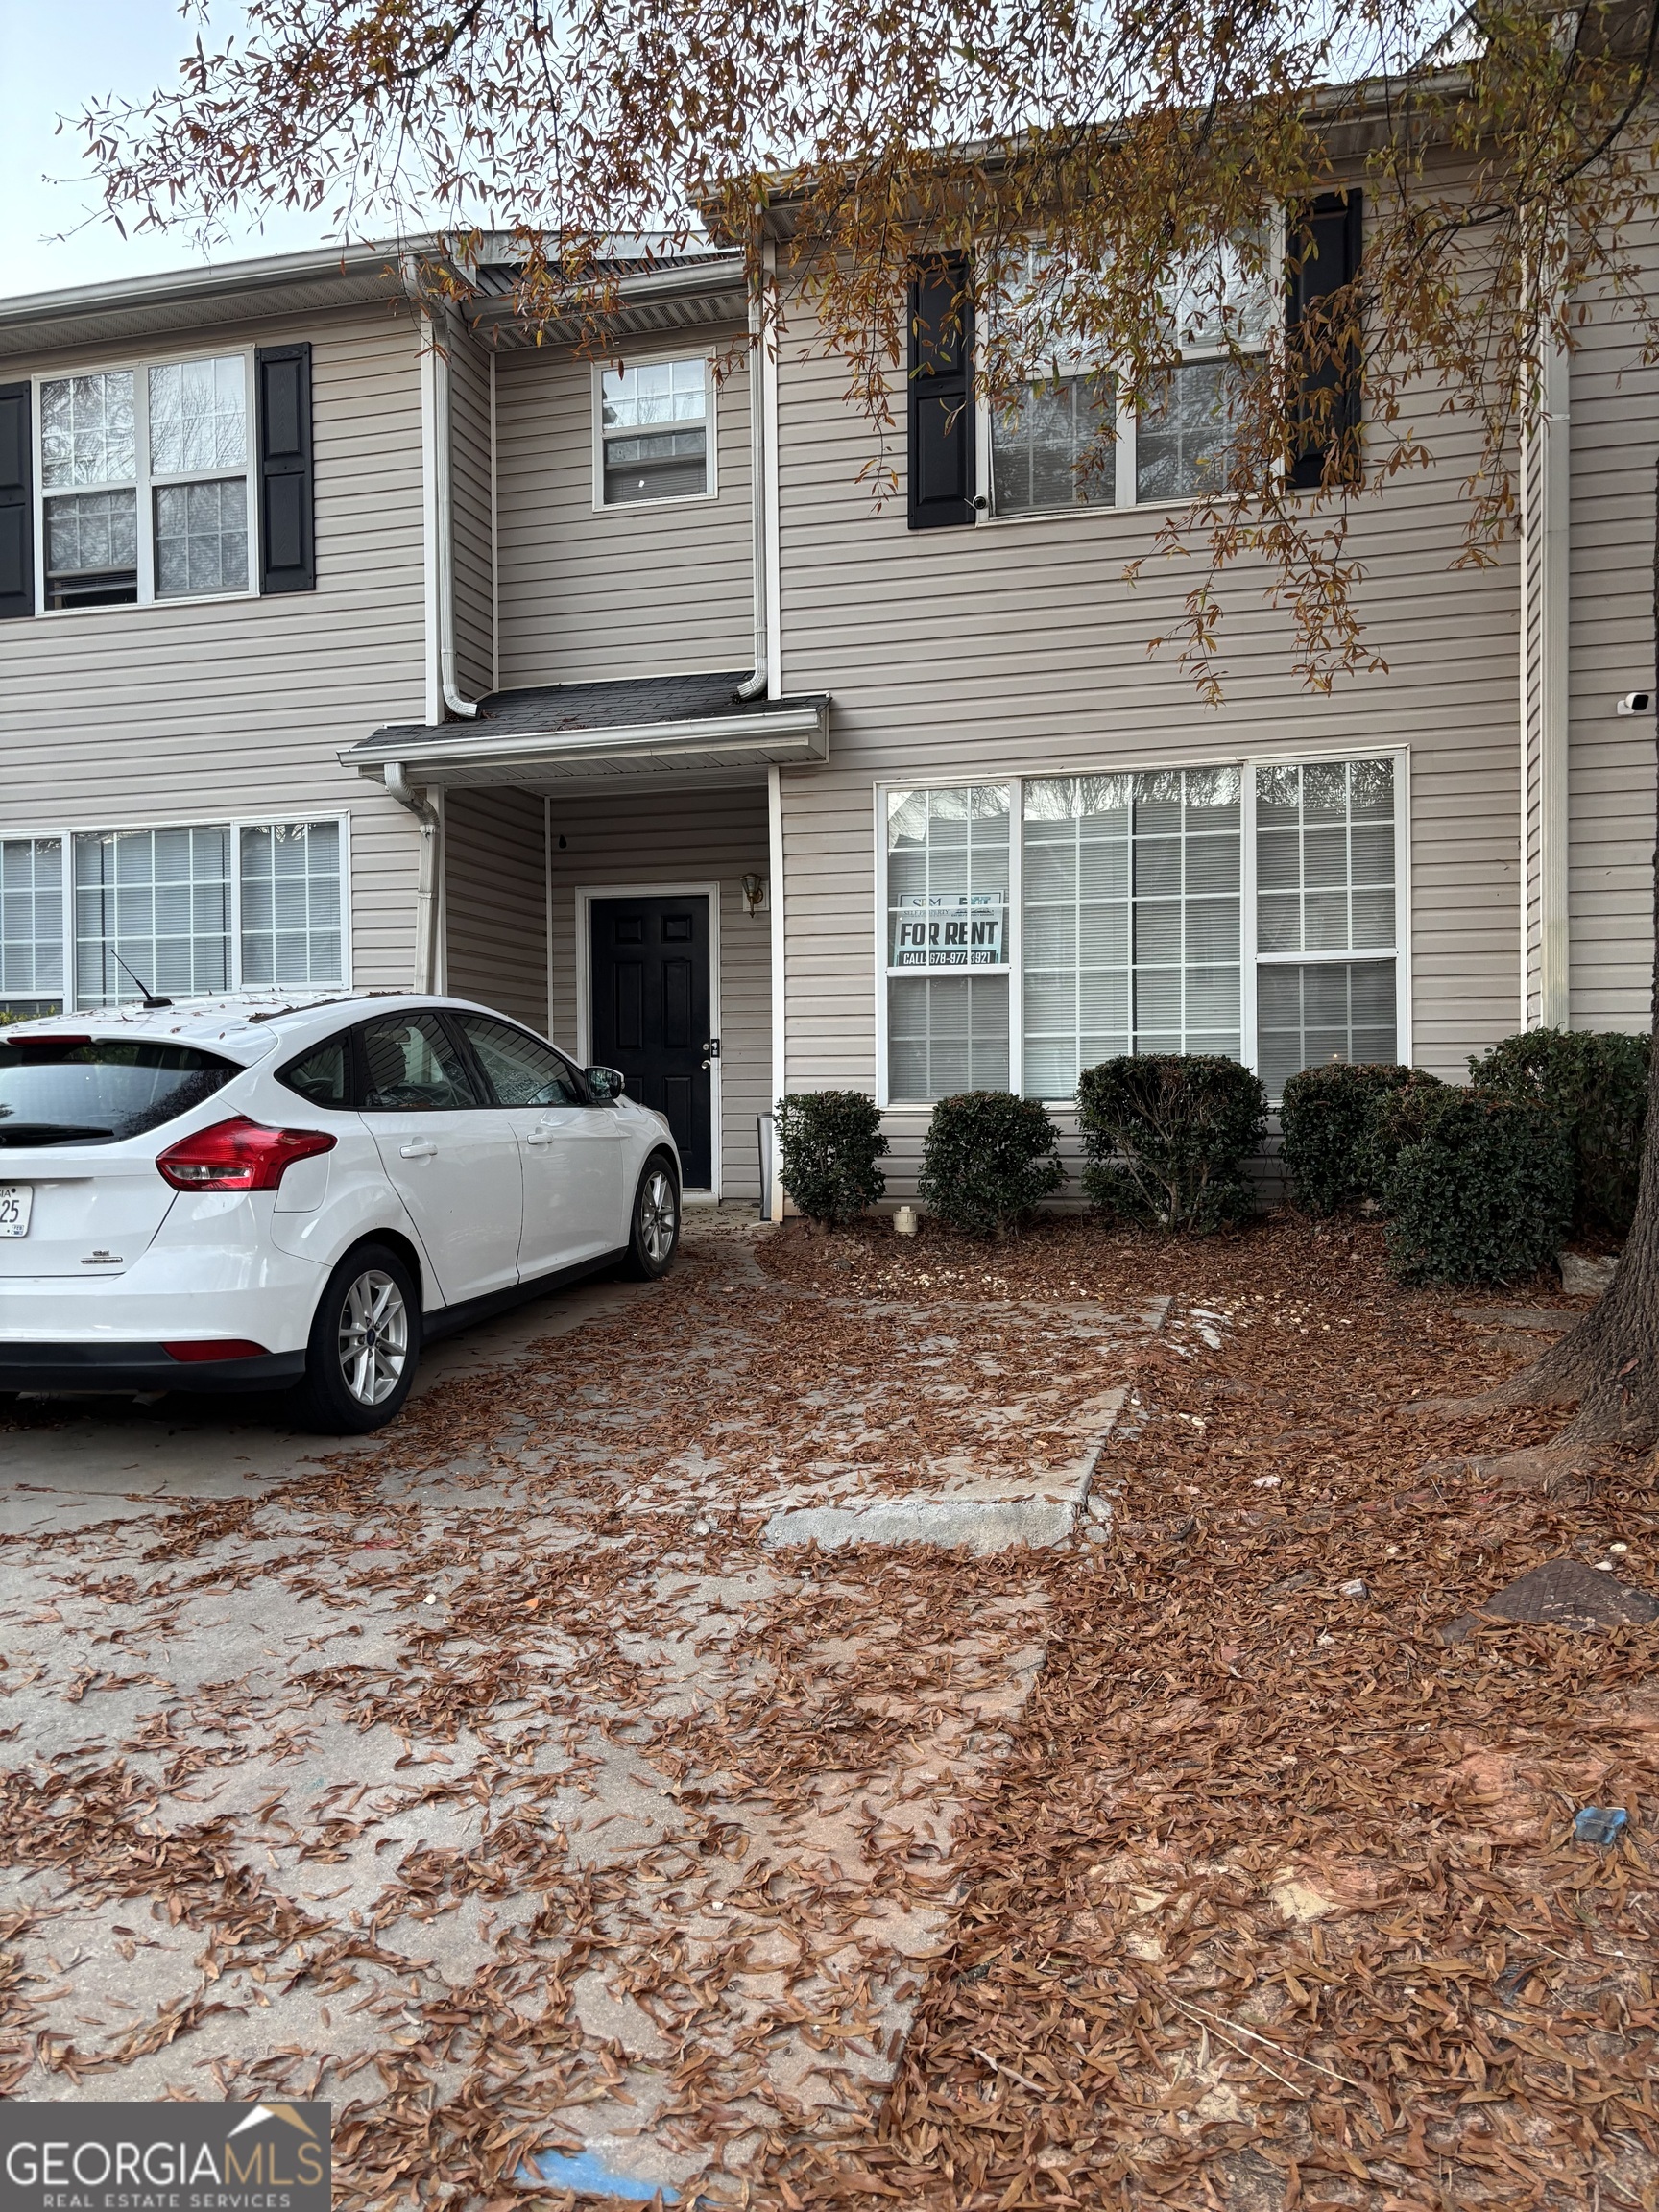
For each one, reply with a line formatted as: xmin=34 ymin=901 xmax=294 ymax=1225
xmin=0 ymin=993 xmax=681 ymax=1433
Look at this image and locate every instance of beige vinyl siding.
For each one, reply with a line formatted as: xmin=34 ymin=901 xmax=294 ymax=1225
xmin=445 ymin=788 xmax=548 ymax=1029
xmin=546 ymin=785 xmax=771 ymax=1197
xmin=448 ymin=327 xmax=496 ymax=699
xmin=493 ymin=335 xmax=755 ymax=688
xmin=1567 ymin=240 xmax=1659 ymax=1032
xmin=0 ymin=304 xmax=430 ymax=989
xmin=772 ymin=305 xmax=1523 ymax=1105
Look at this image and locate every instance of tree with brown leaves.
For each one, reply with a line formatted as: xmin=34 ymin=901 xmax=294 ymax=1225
xmin=77 ymin=0 xmax=1659 ymax=1453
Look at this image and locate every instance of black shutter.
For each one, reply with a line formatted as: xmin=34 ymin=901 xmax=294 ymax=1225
xmin=0 ymin=380 xmax=34 ymax=620
xmin=907 ymin=256 xmax=975 ymax=529
xmin=1286 ymin=190 xmax=1363 ymax=492
xmin=255 ymin=342 xmax=315 ymax=591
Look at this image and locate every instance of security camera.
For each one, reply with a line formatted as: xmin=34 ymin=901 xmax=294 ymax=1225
xmin=1617 ymin=691 xmax=1654 ymax=715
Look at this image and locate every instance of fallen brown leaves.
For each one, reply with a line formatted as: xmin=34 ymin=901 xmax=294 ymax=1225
xmin=755 ymin=1213 xmax=1659 ymax=2211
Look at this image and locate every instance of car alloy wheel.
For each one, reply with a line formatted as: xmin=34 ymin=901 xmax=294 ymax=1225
xmin=337 ymin=1267 xmax=410 ymax=1407
xmin=638 ymin=1165 xmax=678 ymax=1267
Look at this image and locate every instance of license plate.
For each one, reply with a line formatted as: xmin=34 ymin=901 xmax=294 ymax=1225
xmin=0 ymin=1185 xmax=32 ymax=1238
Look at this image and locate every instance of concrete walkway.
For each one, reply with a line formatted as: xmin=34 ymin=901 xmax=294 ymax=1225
xmin=0 ymin=1214 xmax=1160 ymax=2204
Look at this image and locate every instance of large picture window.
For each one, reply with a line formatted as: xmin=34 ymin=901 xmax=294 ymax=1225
xmin=0 ymin=817 xmax=346 ymax=1014
xmin=878 ymin=756 xmax=1404 ymax=1106
xmin=36 ymin=353 xmax=253 ymax=610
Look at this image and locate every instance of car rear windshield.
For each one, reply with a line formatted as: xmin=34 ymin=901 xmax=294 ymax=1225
xmin=0 ymin=1038 xmax=238 ymax=1147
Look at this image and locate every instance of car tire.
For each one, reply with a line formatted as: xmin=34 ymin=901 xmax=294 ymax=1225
xmin=287 ymin=1241 xmax=422 ymax=1435
xmin=622 ymin=1154 xmax=681 ymax=1281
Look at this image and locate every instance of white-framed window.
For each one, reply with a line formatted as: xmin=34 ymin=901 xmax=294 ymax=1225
xmin=985 ymin=234 xmax=1277 ymax=518
xmin=885 ymin=784 xmax=1012 ymax=1099
xmin=876 ymin=753 xmax=1406 ymax=1106
xmin=35 ymin=351 xmax=255 ymax=612
xmin=594 ymin=354 xmax=715 ymax=507
xmin=0 ymin=817 xmax=348 ymax=1014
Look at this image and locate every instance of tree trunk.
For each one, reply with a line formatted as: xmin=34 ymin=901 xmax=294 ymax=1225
xmin=1510 ymin=452 xmax=1659 ymax=1447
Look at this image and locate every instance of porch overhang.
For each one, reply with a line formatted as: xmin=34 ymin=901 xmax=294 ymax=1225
xmin=343 ymin=673 xmax=830 ymax=792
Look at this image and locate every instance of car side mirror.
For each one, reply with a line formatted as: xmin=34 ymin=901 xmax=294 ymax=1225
xmin=586 ymin=1065 xmax=626 ymax=1103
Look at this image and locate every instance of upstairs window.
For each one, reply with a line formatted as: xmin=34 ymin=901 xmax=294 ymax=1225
xmin=598 ymin=356 xmax=712 ymax=506
xmin=38 ymin=354 xmax=252 ymax=609
xmin=987 ymin=233 xmax=1277 ymax=517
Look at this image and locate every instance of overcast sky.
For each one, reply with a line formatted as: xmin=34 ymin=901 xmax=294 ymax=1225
xmin=2 ymin=0 xmax=335 ymax=301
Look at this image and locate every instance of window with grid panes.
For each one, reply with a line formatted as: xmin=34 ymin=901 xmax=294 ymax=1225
xmin=74 ymin=828 xmax=233 ymax=1006
xmin=885 ymin=785 xmax=1011 ymax=1100
xmin=239 ymin=821 xmax=344 ymax=987
xmin=991 ymin=375 xmax=1116 ymax=515
xmin=3 ymin=818 xmax=344 ymax=1009
xmin=599 ymin=358 xmax=711 ymax=504
xmin=38 ymin=355 xmax=251 ymax=609
xmin=1021 ymin=769 xmax=1240 ymax=1097
xmin=0 ymin=838 xmax=65 ymax=1015
xmin=986 ymin=234 xmax=1274 ymax=517
xmin=1255 ymin=757 xmax=1398 ymax=1099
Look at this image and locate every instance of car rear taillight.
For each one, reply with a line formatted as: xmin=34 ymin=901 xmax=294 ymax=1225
xmin=164 ymin=1339 xmax=271 ymax=1362
xmin=156 ymin=1117 xmax=336 ymax=1192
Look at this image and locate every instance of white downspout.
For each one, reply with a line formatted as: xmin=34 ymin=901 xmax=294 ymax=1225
xmin=409 ymin=272 xmax=480 ymax=725
xmin=1537 ymin=331 xmax=1571 ymax=1028
xmin=384 ymin=762 xmax=443 ymax=993
xmin=735 ymin=260 xmax=770 ymax=700
xmin=767 ymin=762 xmax=786 ymax=1221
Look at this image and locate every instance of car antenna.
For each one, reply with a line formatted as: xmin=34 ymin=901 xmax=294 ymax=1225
xmin=108 ymin=950 xmax=173 ymax=1010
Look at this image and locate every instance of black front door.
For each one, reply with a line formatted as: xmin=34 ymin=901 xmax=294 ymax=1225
xmin=589 ymin=895 xmax=713 ymax=1188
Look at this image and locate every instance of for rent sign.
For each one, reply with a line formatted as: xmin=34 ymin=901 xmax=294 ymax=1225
xmin=890 ymin=894 xmax=1006 ymax=968
xmin=0 ymin=2104 xmax=330 ymax=2212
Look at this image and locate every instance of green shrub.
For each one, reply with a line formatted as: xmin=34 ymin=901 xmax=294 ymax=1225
xmin=1469 ymin=1027 xmax=1649 ymax=1234
xmin=918 ymin=1092 xmax=1065 ymax=1238
xmin=776 ymin=1090 xmax=888 ymax=1227
xmin=1379 ymin=1086 xmax=1575 ymax=1284
xmin=1077 ymin=1054 xmax=1266 ymax=1235
xmin=1278 ymin=1061 xmax=1417 ymax=1214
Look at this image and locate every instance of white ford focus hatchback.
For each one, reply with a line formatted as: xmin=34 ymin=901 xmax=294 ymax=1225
xmin=0 ymin=993 xmax=681 ymax=1433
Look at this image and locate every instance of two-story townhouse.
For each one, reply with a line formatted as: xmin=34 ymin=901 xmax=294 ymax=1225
xmin=0 ymin=206 xmax=1653 ymax=1218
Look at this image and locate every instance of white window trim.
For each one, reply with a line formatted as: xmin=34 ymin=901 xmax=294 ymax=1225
xmin=571 ymin=879 xmax=723 ymax=1200
xmin=873 ymin=747 xmax=1410 ymax=1110
xmin=975 ymin=215 xmax=1286 ymax=525
xmin=31 ymin=345 xmax=260 ymax=617
xmin=0 ymin=810 xmax=352 ymax=1012
xmin=589 ymin=350 xmax=720 ymax=515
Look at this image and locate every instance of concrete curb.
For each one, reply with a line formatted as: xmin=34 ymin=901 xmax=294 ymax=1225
xmin=760 ymin=1387 xmax=1125 ymax=1555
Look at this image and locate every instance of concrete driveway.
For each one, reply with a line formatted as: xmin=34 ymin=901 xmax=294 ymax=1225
xmin=0 ymin=1214 xmax=1157 ymax=2205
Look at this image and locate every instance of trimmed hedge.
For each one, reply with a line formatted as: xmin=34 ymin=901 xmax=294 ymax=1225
xmin=918 ymin=1091 xmax=1066 ymax=1238
xmin=1278 ymin=1061 xmax=1416 ymax=1214
xmin=1077 ymin=1054 xmax=1266 ymax=1235
xmin=1469 ymin=1027 xmax=1649 ymax=1234
xmin=776 ymin=1090 xmax=888 ymax=1227
xmin=1379 ymin=1085 xmax=1575 ymax=1284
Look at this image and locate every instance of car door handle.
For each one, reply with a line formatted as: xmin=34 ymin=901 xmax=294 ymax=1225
xmin=399 ymin=1140 xmax=439 ymax=1160
xmin=527 ymin=1126 xmax=559 ymax=1146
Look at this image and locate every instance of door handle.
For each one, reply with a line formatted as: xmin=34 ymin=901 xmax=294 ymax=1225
xmin=399 ymin=1140 xmax=438 ymax=1160
xmin=702 ymin=1036 xmax=720 ymax=1072
xmin=527 ymin=1126 xmax=558 ymax=1146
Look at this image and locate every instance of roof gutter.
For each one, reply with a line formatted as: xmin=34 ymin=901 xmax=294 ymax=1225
xmin=340 ymin=698 xmax=828 ymax=781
